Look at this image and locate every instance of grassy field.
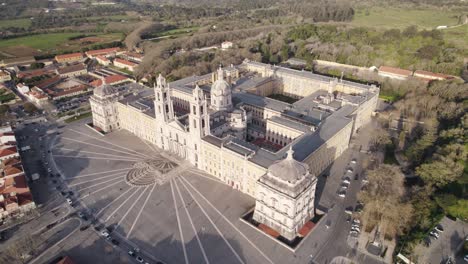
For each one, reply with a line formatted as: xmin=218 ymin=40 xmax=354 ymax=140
xmin=352 ymin=7 xmax=461 ymax=30
xmin=0 ymin=18 xmax=32 ymax=29
xmin=443 ymin=25 xmax=468 ymax=53
xmin=157 ymin=26 xmax=200 ymax=37
xmin=0 ymin=32 xmax=123 ymax=55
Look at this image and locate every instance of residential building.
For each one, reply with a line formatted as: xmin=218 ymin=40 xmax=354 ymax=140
xmin=56 ymin=64 xmax=87 ymax=78
xmin=85 ymin=47 xmax=121 ymax=59
xmin=113 ymin=58 xmax=138 ymax=72
xmin=55 ymin=53 xmax=83 ymax=64
xmin=96 ymin=55 xmax=110 ymax=66
xmin=413 ymin=70 xmax=455 ymax=81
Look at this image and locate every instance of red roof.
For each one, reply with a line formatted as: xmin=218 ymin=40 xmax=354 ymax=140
xmin=2 ymin=157 xmax=21 ymax=167
xmin=0 ymin=146 xmax=17 ymax=157
xmin=298 ymin=221 xmax=316 ymax=237
xmin=34 ymin=76 xmax=62 ymax=89
xmin=96 ymin=55 xmax=110 ymax=62
xmin=258 ymin=223 xmax=280 ymax=238
xmin=86 ymin=47 xmax=120 ymax=56
xmin=90 ymin=74 xmax=129 ymax=87
xmin=3 ymin=164 xmax=23 ymax=176
xmin=55 ymin=53 xmax=83 ymax=61
xmin=114 ymin=58 xmax=137 ymax=67
xmin=379 ymin=66 xmax=412 ymax=77
xmin=57 ymin=256 xmax=76 ymax=264
xmin=125 ymin=52 xmax=144 ymax=59
xmin=46 ymin=85 xmax=88 ymax=98
xmin=414 ymin=70 xmax=453 ymax=80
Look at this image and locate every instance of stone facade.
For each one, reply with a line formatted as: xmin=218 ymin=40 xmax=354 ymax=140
xmin=90 ymin=60 xmax=379 ymax=238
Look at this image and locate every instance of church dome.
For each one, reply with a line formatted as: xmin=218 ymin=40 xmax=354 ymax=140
xmin=267 ymin=148 xmax=310 ymax=183
xmin=94 ymin=81 xmax=116 ymax=97
xmin=211 ymin=67 xmax=231 ymax=96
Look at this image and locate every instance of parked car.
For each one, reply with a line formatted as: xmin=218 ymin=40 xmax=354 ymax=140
xmin=111 ymin=239 xmax=120 ymax=246
xmin=429 ymin=231 xmax=439 ymax=239
xmin=338 ymin=190 xmax=346 ymax=198
xmin=343 ymin=177 xmax=351 ymax=184
xmin=349 ymin=230 xmax=359 ymax=237
xmin=435 ymin=224 xmax=444 ymax=233
xmin=345 ymin=206 xmax=353 ymax=214
xmin=128 ymin=250 xmax=136 ymax=257
xmin=66 ymin=198 xmax=73 ymax=205
xmin=101 ymin=231 xmax=110 ymax=238
xmin=350 ymin=159 xmax=357 ymax=164
xmin=136 ymin=256 xmax=144 ymax=263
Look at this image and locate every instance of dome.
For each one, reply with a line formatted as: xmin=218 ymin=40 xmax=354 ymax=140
xmin=94 ymin=79 xmax=116 ymax=97
xmin=211 ymin=67 xmax=231 ymax=96
xmin=267 ymin=148 xmax=310 ymax=183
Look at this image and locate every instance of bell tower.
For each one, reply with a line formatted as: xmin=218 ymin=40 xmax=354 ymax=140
xmin=189 ymin=85 xmax=210 ymax=167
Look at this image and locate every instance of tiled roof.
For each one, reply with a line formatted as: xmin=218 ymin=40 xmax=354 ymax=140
xmin=90 ymin=74 xmax=129 ymax=87
xmin=55 ymin=53 xmax=83 ymax=60
xmin=96 ymin=55 xmax=110 ymax=62
xmin=57 ymin=64 xmax=86 ymax=75
xmin=378 ymin=66 xmax=412 ymax=76
xmin=86 ymin=47 xmax=120 ymax=56
xmin=0 ymin=146 xmax=17 ymax=157
xmin=114 ymin=58 xmax=137 ymax=67
xmin=414 ymin=70 xmax=453 ymax=79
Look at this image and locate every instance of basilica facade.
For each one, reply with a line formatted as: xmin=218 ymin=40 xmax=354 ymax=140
xmin=90 ymin=60 xmax=379 ymax=240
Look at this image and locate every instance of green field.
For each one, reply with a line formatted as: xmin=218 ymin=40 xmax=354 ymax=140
xmin=157 ymin=26 xmax=200 ymax=36
xmin=0 ymin=18 xmax=32 ymax=29
xmin=443 ymin=25 xmax=468 ymax=53
xmin=0 ymin=33 xmax=83 ymax=50
xmin=0 ymin=32 xmax=123 ymax=53
xmin=352 ymin=7 xmax=461 ymax=30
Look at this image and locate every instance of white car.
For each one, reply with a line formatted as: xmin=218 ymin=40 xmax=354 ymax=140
xmin=347 ymin=168 xmax=353 ymax=173
xmin=350 ymin=159 xmax=357 ymax=164
xmin=353 ymin=219 xmax=361 ymax=225
xmin=343 ymin=178 xmax=351 ymax=184
xmin=66 ymin=198 xmax=73 ymax=205
xmin=338 ymin=191 xmax=346 ymax=198
xmin=101 ymin=230 xmax=110 ymax=238
xmin=429 ymin=231 xmax=439 ymax=239
xmin=351 ymin=227 xmax=360 ymax=233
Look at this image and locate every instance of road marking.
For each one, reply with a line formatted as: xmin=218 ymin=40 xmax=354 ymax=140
xmin=170 ymin=178 xmax=189 ymax=264
xmin=181 ymin=176 xmax=274 ymax=264
xmin=80 ymin=180 xmax=125 ymax=199
xmin=68 ymin=128 xmax=152 ymax=159
xmin=178 ymin=177 xmax=246 ymax=264
xmin=68 ymin=171 xmax=128 ymax=187
xmin=60 ymin=136 xmax=147 ymax=159
xmin=96 ymin=187 xmax=135 ymax=216
xmin=116 ymin=186 xmax=149 ymax=228
xmin=185 ymin=169 xmax=222 ymax=183
xmin=126 ymin=181 xmax=158 ymax=239
xmin=58 ymin=148 xmax=145 ymax=160
xmin=52 ymin=154 xmax=140 ymax=162
xmin=174 ymin=177 xmax=210 ymax=264
xmin=65 ymin=167 xmax=131 ymax=179
xmin=75 ymin=176 xmax=124 ymax=193
xmin=29 ymin=218 xmax=82 ymax=264
xmin=139 ymin=137 xmax=159 ymax=154
xmin=104 ymin=188 xmax=140 ymax=222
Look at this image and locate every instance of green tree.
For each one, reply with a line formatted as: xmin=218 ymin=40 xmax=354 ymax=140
xmin=23 ymin=102 xmax=38 ymax=114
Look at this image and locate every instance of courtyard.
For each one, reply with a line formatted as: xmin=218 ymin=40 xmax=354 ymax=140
xmin=48 ymin=119 xmax=383 ymax=264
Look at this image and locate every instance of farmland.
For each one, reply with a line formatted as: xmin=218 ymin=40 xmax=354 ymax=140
xmin=0 ymin=33 xmax=124 ymax=57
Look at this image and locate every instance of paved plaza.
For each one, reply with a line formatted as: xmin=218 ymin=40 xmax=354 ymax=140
xmin=49 ymin=120 xmax=384 ymax=264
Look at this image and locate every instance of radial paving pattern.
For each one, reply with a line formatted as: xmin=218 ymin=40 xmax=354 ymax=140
xmin=49 ymin=122 xmax=300 ymax=264
xmin=126 ymin=159 xmax=178 ymax=187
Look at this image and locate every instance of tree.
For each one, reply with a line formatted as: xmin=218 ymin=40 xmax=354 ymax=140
xmin=370 ymin=126 xmax=391 ymax=151
xmin=29 ymin=62 xmax=44 ymax=70
xmin=358 ymin=165 xmax=413 ymax=239
xmin=0 ymin=105 xmax=9 ymax=116
xmin=23 ymin=102 xmax=37 ymax=114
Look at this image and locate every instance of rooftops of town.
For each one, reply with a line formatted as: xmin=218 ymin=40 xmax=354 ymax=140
xmin=55 ymin=52 xmax=83 ymax=61
xmin=114 ymin=58 xmax=138 ymax=67
xmin=85 ymin=47 xmax=120 ymax=57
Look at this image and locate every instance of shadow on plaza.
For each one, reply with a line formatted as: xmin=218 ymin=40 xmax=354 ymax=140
xmin=43 ymin=232 xmax=247 ymax=264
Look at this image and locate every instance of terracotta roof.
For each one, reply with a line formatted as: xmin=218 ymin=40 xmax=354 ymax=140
xmin=57 ymin=256 xmax=76 ymax=264
xmin=86 ymin=47 xmax=120 ymax=56
xmin=114 ymin=58 xmax=137 ymax=67
xmin=57 ymin=64 xmax=86 ymax=75
xmin=258 ymin=223 xmax=280 ymax=238
xmin=55 ymin=53 xmax=83 ymax=61
xmin=3 ymin=164 xmax=23 ymax=176
xmin=90 ymin=74 xmax=129 ymax=87
xmin=34 ymin=76 xmax=62 ymax=89
xmin=0 ymin=146 xmax=17 ymax=157
xmin=298 ymin=220 xmax=315 ymax=237
xmin=379 ymin=66 xmax=412 ymax=77
xmin=0 ymin=174 xmax=30 ymax=194
xmin=413 ymin=70 xmax=453 ymax=79
xmin=47 ymin=85 xmax=88 ymax=97
xmin=96 ymin=55 xmax=110 ymax=62
xmin=2 ymin=157 xmax=21 ymax=167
